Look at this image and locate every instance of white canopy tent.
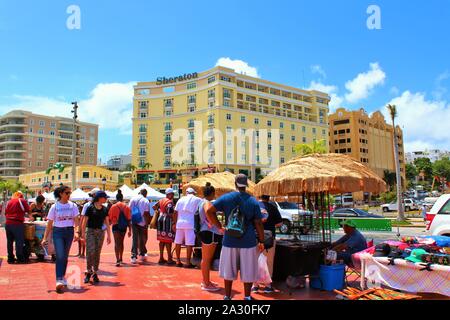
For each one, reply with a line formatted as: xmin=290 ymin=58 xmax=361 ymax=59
xmin=70 ymin=188 xmax=90 ymax=202
xmin=133 ymin=183 xmax=165 ymax=200
xmin=111 ymin=184 xmax=135 ymax=200
xmin=42 ymin=192 xmax=55 ymax=202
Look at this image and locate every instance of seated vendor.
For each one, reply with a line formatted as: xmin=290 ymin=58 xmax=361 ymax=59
xmin=29 ymin=195 xmax=46 ymax=221
xmin=331 ymin=219 xmax=367 ymax=266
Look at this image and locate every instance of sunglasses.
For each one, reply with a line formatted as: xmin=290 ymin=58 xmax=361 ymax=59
xmin=63 ymin=191 xmax=72 ymax=195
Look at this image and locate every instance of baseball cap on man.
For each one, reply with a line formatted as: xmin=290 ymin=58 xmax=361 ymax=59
xmin=235 ymin=174 xmax=249 ymax=188
xmin=165 ymin=188 xmax=175 ymax=195
xmin=405 ymin=248 xmax=428 ymax=263
xmin=186 ymin=187 xmax=197 ymax=194
xmin=341 ymin=219 xmax=357 ymax=228
xmin=89 ymin=187 xmax=101 ymax=196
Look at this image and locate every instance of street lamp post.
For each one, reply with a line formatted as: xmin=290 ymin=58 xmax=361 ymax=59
xmin=71 ymin=102 xmax=79 ymax=191
xmin=102 ymin=178 xmax=107 ymax=191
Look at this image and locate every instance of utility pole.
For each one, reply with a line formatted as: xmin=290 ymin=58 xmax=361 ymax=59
xmin=71 ymin=102 xmax=78 ymax=191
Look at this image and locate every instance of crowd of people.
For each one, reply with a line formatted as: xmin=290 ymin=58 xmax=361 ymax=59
xmin=2 ymin=174 xmax=283 ymax=300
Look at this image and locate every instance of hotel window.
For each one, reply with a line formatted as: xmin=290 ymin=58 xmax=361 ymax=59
xmin=164 ymin=159 xmax=171 ymax=167
xmin=281 ymin=157 xmax=285 ymax=164
xmin=37 ymin=162 xmax=42 ymax=167
xmin=268 ymin=144 xmax=272 ymax=151
xmin=267 ymin=120 xmax=272 ymax=126
xmin=208 ymin=89 xmax=215 ymax=98
xmin=30 ymin=119 xmax=34 ymax=125
xmin=165 ymin=110 xmax=172 ymax=116
xmin=223 ymin=88 xmax=231 ymax=99
xmin=164 ymin=146 xmax=171 ymax=155
xmin=187 ymin=82 xmax=197 ymax=90
xmin=50 ymin=122 xmax=56 ymax=128
xmin=227 ymin=140 xmax=232 ymax=146
xmin=164 ymin=99 xmax=173 ymax=107
xmin=38 ymin=129 xmax=44 ymax=135
xmin=187 ymin=95 xmax=196 ymax=104
xmin=188 ymin=119 xmax=195 ymax=128
xmin=240 ymin=116 xmax=246 ymax=123
xmin=280 ymin=146 xmax=285 ymax=152
xmin=28 ymin=161 xmax=32 ymax=167
xmin=139 ymin=147 xmax=146 ymax=157
xmin=226 ymin=114 xmax=232 ymax=121
xmin=291 ymin=136 xmax=296 ymax=142
xmin=322 ymin=129 xmax=326 ymax=135
xmin=254 ymin=118 xmax=259 ymax=125
xmin=90 ymin=128 xmax=95 ymax=134
xmin=226 ymin=127 xmax=232 ymax=134
xmin=227 ymin=153 xmax=232 ymax=160
xmin=39 ymin=120 xmax=45 ymax=127
xmin=37 ymin=153 xmax=43 ymax=160
xmin=140 ymin=111 xmax=147 ymax=119
xmin=280 ymin=122 xmax=284 ymax=129
xmin=241 ymin=128 xmax=246 ymax=135
xmin=268 ymin=132 xmax=272 ymax=139
xmin=139 ymin=101 xmax=148 ymax=108
xmin=312 ymin=128 xmax=317 ymax=134
xmin=89 ymin=152 xmax=95 ymax=157
xmin=90 ymin=144 xmax=95 ymax=149
xmin=164 ymin=134 xmax=172 ymax=143
xmin=280 ymin=134 xmax=284 ymax=140
xmin=29 ymin=128 xmax=33 ymax=133
xmin=302 ymin=137 xmax=307 ymax=143
xmin=291 ymin=124 xmax=295 ymax=130
xmin=49 ymin=146 xmax=55 ymax=152
xmin=82 ymin=172 xmax=89 ymax=179
xmin=50 ymin=131 xmax=55 ymax=136
xmin=38 ymin=137 xmax=44 ymax=143
xmin=80 ymin=151 xmax=85 ymax=156
xmin=208 ymin=115 xmax=214 ymax=124
xmin=223 ymin=100 xmax=230 ymax=107
xmin=302 ymin=126 xmax=306 ymax=133
xmin=139 ymin=135 xmax=147 ymax=144
xmin=220 ymin=76 xmax=231 ymax=82
xmin=208 ymin=76 xmax=216 ymax=84
xmin=241 ymin=155 xmax=246 ymax=161
xmin=139 ymin=124 xmax=147 ymax=133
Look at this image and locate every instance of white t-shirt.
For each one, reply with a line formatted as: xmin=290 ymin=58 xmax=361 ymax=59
xmin=47 ymin=201 xmax=79 ymax=228
xmin=129 ymin=195 xmax=150 ymax=227
xmin=174 ymin=194 xmax=202 ymax=230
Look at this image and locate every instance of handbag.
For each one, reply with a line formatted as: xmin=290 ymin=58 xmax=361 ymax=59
xmin=263 ymin=230 xmax=274 ymax=250
xmin=150 ymin=209 xmax=159 ymax=229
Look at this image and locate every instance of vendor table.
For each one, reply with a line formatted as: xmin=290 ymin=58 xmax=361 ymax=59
xmin=272 ymin=239 xmax=328 ymax=281
xmin=360 ymin=253 xmax=450 ymax=297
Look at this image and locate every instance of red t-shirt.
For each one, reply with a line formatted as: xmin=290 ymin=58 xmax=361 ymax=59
xmin=5 ymin=198 xmax=30 ymax=225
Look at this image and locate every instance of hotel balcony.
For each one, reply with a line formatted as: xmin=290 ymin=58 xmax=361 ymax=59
xmin=0 ymin=138 xmax=26 ymax=146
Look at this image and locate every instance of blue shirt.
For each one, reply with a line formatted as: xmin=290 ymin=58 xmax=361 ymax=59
xmin=335 ymin=229 xmax=367 ymax=254
xmin=212 ymin=191 xmax=263 ymax=249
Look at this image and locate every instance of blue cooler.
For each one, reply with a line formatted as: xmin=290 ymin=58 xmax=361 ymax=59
xmin=310 ymin=264 xmax=345 ymax=291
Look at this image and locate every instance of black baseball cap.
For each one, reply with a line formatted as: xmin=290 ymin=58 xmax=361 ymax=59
xmin=235 ymin=174 xmax=249 ymax=187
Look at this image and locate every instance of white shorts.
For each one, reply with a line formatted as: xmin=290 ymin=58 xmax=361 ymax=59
xmin=219 ymin=246 xmax=259 ymax=283
xmin=175 ymin=228 xmax=196 ymax=246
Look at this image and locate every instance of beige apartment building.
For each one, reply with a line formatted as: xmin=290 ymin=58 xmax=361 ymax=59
xmin=0 ymin=110 xmax=98 ymax=180
xmin=329 ymin=108 xmax=406 ymax=197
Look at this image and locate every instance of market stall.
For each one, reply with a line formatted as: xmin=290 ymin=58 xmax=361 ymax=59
xmin=24 ymin=220 xmax=55 ymax=262
xmin=357 ymin=236 xmax=450 ymax=297
xmin=254 ymin=153 xmax=387 ymax=288
xmin=182 ymin=171 xmax=256 ymax=198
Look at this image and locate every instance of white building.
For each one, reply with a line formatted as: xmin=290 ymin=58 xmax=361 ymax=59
xmin=406 ymin=149 xmax=450 ymax=164
xmin=106 ymin=154 xmax=132 ymax=171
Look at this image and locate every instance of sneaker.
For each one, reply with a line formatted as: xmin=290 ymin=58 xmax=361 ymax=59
xmin=251 ymin=286 xmax=259 ymax=293
xmin=115 ymin=261 xmax=121 ymax=267
xmin=224 ymin=296 xmax=232 ymax=300
xmin=184 ymin=263 xmax=196 ymax=269
xmin=140 ymin=255 xmax=146 ymax=262
xmin=92 ymin=273 xmax=100 ymax=284
xmin=166 ymin=260 xmax=176 ymax=266
xmin=244 ymin=296 xmax=254 ymax=301
xmin=62 ymin=279 xmax=68 ymax=287
xmin=84 ymin=272 xmax=92 ymax=284
xmin=131 ymin=257 xmax=137 ymax=264
xmin=158 ymin=259 xmax=167 ymax=265
xmin=56 ymin=281 xmax=65 ymax=293
xmin=7 ymin=258 xmax=16 ymax=264
xmin=176 ymin=262 xmax=184 ymax=268
xmin=201 ymin=283 xmax=220 ymax=292
xmin=263 ymin=286 xmax=275 ymax=294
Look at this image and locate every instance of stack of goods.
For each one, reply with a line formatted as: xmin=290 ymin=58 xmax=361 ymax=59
xmin=334 ymin=287 xmax=422 ymax=300
xmin=369 ymin=236 xmax=450 ymax=266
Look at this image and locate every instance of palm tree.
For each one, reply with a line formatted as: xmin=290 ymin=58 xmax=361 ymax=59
xmin=294 ymin=139 xmax=327 ymax=156
xmin=139 ymin=162 xmax=152 ymax=170
xmin=387 ymin=104 xmax=405 ymax=222
xmin=125 ymin=164 xmax=137 ymax=172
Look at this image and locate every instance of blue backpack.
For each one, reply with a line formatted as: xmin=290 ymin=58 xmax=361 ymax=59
xmin=131 ymin=205 xmax=143 ymax=224
xmin=117 ymin=207 xmax=128 ymax=231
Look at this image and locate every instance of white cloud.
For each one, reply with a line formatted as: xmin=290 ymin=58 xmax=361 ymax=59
xmin=390 ymin=86 xmax=400 ymax=96
xmin=307 ymin=81 xmax=343 ymax=112
xmin=310 ymin=65 xmax=327 ymax=79
xmin=215 ymin=57 xmax=260 ymax=78
xmin=433 ymin=71 xmax=449 ymax=100
xmin=345 ymin=62 xmax=386 ymax=103
xmin=381 ymin=91 xmax=450 ymax=151
xmin=0 ymin=82 xmax=136 ymax=134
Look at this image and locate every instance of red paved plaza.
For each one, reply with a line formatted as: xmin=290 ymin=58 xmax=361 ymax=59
xmin=0 ymin=228 xmax=337 ymax=300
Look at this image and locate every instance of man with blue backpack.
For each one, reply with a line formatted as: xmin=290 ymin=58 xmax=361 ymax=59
xmin=206 ymin=174 xmax=265 ymax=301
xmin=129 ymin=189 xmax=151 ymax=264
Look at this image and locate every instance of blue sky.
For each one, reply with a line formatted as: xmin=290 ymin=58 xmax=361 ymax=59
xmin=1 ymin=0 xmax=449 ymax=161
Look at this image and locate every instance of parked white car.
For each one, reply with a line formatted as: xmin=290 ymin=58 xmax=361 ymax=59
xmin=427 ymin=194 xmax=450 ymax=236
xmin=270 ymin=202 xmax=310 ymax=234
xmin=381 ymin=198 xmax=418 ymax=212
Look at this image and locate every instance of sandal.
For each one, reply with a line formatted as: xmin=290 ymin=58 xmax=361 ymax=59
xmin=176 ymin=262 xmax=184 ymax=268
xmin=158 ymin=259 xmax=167 ymax=265
xmin=166 ymin=260 xmax=176 ymax=266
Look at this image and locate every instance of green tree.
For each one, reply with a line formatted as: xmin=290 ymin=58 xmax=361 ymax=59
xmin=125 ymin=164 xmax=137 ymax=172
xmin=383 ymin=170 xmax=397 ymax=190
xmin=386 ymin=104 xmax=405 ymax=221
xmin=405 ymin=163 xmax=418 ymax=182
xmin=294 ymin=139 xmax=327 ymax=156
xmin=414 ymin=157 xmax=433 ymax=181
xmin=433 ymin=156 xmax=450 ymax=181
xmin=139 ymin=162 xmax=152 ymax=170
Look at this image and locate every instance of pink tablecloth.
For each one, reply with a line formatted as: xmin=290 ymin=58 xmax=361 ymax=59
xmin=360 ymin=254 xmax=450 ymax=297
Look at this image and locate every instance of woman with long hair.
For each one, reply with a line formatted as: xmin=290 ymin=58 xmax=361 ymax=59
xmin=80 ymin=191 xmax=112 ymax=284
xmin=198 ymin=183 xmax=223 ymax=291
xmin=108 ymin=190 xmax=132 ymax=266
xmin=29 ymin=195 xmax=46 ymax=221
xmin=42 ymin=186 xmax=80 ymax=293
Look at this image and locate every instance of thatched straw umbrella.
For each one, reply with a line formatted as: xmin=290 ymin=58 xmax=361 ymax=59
xmin=182 ymin=171 xmax=256 ymax=198
xmin=255 ymin=153 xmax=387 ymax=197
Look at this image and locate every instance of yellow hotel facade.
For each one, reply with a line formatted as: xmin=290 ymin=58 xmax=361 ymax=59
xmin=132 ymin=66 xmax=330 ymax=184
